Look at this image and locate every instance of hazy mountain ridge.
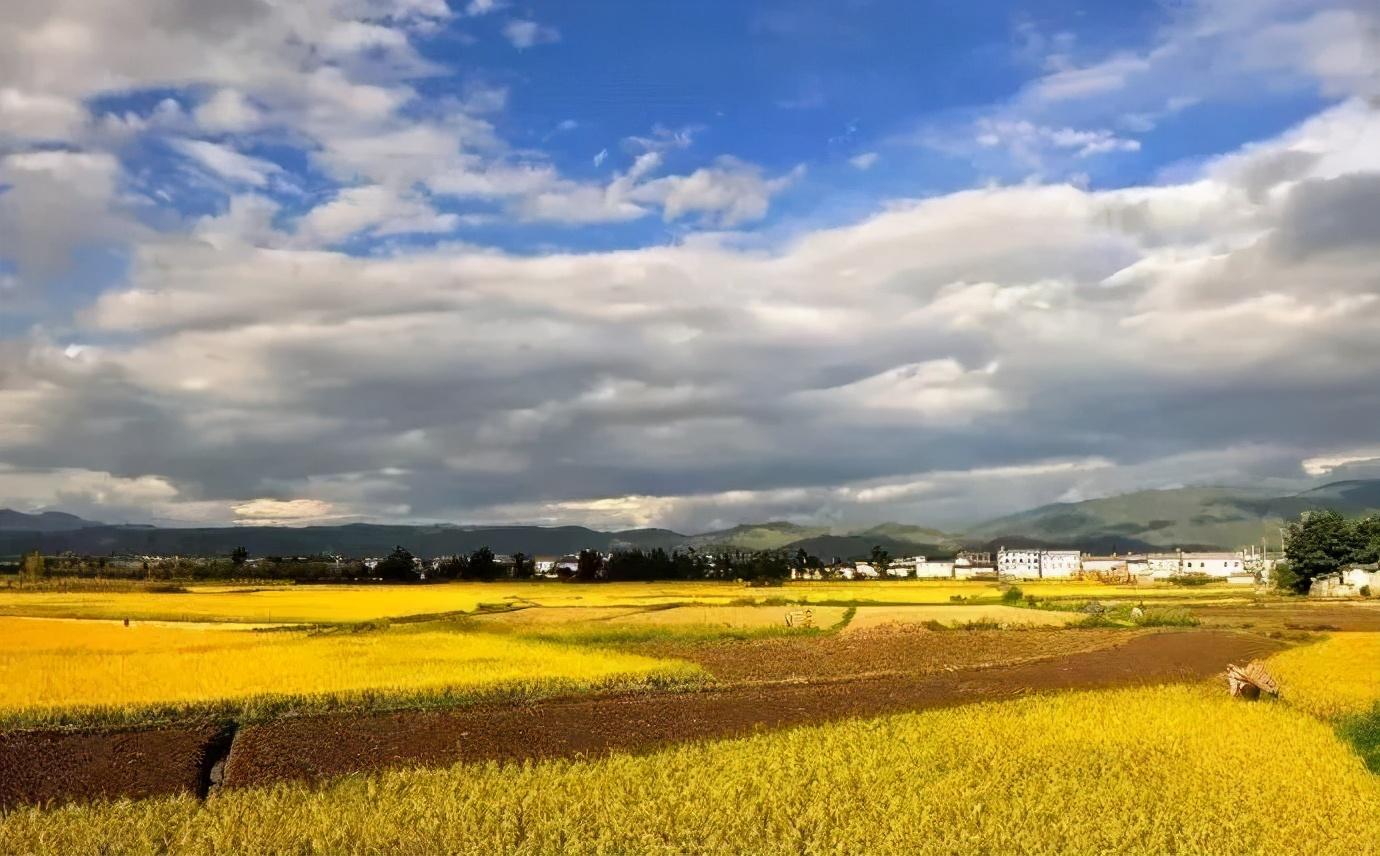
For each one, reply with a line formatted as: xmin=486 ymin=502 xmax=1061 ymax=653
xmin=964 ymin=480 xmax=1380 ymax=551
xmin=0 ymin=510 xmax=103 ymax=532
xmin=3 ymin=479 xmax=1377 ymax=559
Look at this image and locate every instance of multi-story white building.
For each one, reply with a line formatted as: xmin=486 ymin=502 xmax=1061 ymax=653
xmin=1039 ymin=550 xmax=1081 ymax=579
xmin=998 ymin=548 xmax=1081 ymax=579
xmin=954 ymin=552 xmax=996 ymax=579
xmin=997 ymin=548 xmax=1042 ymax=579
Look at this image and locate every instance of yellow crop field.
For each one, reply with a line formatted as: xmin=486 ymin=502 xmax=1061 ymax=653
xmin=1267 ymin=632 xmax=1380 ymax=719
xmin=3 ymin=685 xmax=1377 ymax=854
xmin=0 ymin=618 xmax=702 ymax=728
xmin=0 ymin=580 xmax=1239 ymax=625
xmin=846 ymin=604 xmax=1080 ymax=631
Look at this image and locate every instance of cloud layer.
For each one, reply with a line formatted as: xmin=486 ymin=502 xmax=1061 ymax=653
xmin=1 ymin=0 xmax=1379 ymax=530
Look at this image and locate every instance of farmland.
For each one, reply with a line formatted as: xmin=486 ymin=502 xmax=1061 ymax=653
xmin=0 ymin=617 xmax=703 ymax=729
xmin=4 ymin=686 xmax=1378 ymax=854
xmin=0 ymin=578 xmax=1245 ymax=624
xmin=1267 ymin=632 xmax=1380 ymax=719
xmin=2 ymin=578 xmax=1377 ymax=854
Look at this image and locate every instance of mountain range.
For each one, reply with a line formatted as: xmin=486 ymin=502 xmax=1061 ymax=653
xmin=3 ymin=479 xmax=1378 ymax=560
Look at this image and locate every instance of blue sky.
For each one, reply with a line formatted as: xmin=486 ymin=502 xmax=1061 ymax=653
xmin=1 ymin=0 xmax=1379 ymax=528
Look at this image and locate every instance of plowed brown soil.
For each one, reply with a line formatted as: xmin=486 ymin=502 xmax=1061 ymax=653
xmin=0 ymin=725 xmax=222 ymax=809
xmin=223 ymin=630 xmax=1280 ymax=790
xmin=1189 ymin=601 xmax=1380 ymax=632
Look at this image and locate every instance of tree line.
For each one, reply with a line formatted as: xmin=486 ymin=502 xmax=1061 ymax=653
xmin=1279 ymin=509 xmax=1380 ymax=594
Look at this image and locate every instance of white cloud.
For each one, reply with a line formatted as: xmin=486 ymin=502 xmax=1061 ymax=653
xmin=464 ymin=0 xmax=504 ymax=16
xmin=3 ymin=0 xmax=1380 ymax=529
xmin=170 ymin=138 xmax=283 ymax=187
xmin=593 ymin=148 xmax=608 ymax=167
xmin=0 ymin=88 xmax=86 ymax=141
xmin=232 ymin=498 xmax=341 ymax=525
xmin=502 ymin=19 xmax=560 ymax=49
xmin=792 ymin=359 xmax=1007 ymax=424
xmin=630 ymin=157 xmax=803 ymax=227
xmin=194 ymin=89 xmax=263 ymax=133
xmin=297 ymin=185 xmax=458 ymax=245
xmin=849 ymin=152 xmax=879 ymax=170
xmin=1301 ymin=450 xmax=1380 ymax=477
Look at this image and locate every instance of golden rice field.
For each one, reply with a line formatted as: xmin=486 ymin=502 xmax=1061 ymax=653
xmin=3 ymin=685 xmax=1376 ymax=855
xmin=845 ymin=604 xmax=1080 ymax=631
xmin=0 ymin=579 xmax=1240 ymax=625
xmin=1267 ymin=632 xmax=1380 ymax=719
xmin=0 ymin=617 xmax=702 ymax=728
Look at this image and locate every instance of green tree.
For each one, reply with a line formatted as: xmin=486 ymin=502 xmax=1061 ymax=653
xmin=869 ymin=545 xmax=891 ymax=578
xmin=374 ymin=545 xmax=418 ymax=581
xmin=575 ymin=549 xmax=603 ymax=581
xmin=511 ymin=551 xmax=533 ymax=580
xmin=1353 ymin=515 xmax=1380 ymax=565
xmin=1282 ymin=510 xmax=1362 ymax=594
xmin=230 ymin=546 xmax=249 ymax=567
xmin=18 ymin=550 xmax=46 ymax=585
xmin=434 ymin=554 xmax=467 ymax=580
xmin=466 ymin=546 xmax=497 ymax=581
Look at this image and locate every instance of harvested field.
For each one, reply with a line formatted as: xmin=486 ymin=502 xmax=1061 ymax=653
xmin=467 ymin=606 xmax=650 ymax=626
xmin=221 ymin=630 xmax=1282 ymax=789
xmin=1190 ymin=600 xmax=1380 ymax=632
xmin=655 ymin=626 xmax=1126 ymax=682
xmin=612 ymin=604 xmax=850 ymax=628
xmin=845 ymin=604 xmax=1079 ymax=631
xmin=0 ymin=725 xmax=223 ymax=809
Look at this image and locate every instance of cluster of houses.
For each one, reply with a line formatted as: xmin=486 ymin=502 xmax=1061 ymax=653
xmin=810 ymin=545 xmax=1279 ymax=585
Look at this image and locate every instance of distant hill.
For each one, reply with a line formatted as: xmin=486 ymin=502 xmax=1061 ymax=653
xmin=5 ymin=478 xmax=1377 ymax=559
xmin=686 ymin=521 xmax=830 ymax=551
xmin=0 ymin=523 xmax=668 ymax=559
xmin=0 ymin=509 xmax=103 ymax=532
xmin=963 ymin=479 xmax=1380 ymax=550
xmin=777 ymin=534 xmax=950 ymax=563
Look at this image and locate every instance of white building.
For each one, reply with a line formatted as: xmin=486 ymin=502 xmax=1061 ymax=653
xmin=1082 ymin=555 xmax=1127 ymax=575
xmin=1311 ymin=566 xmax=1377 ymax=597
xmin=1147 ymin=551 xmax=1245 ymax=579
xmin=1182 ymin=552 xmax=1244 ymax=576
xmin=851 ymin=561 xmax=882 ymax=579
xmin=1040 ymin=550 xmax=1081 ymax=579
xmin=954 ymin=552 xmax=996 ymax=580
xmin=998 ymin=548 xmax=1080 ymax=579
xmin=914 ymin=558 xmax=956 ymax=579
xmin=1146 ymin=553 xmax=1182 ymax=579
xmin=998 ymin=548 xmax=1041 ymax=579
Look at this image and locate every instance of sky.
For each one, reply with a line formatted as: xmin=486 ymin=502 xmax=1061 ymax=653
xmin=1 ymin=0 xmax=1379 ymax=532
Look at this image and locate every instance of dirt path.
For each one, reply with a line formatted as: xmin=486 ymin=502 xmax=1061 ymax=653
xmin=0 ymin=629 xmax=1281 ymax=808
xmin=223 ymin=630 xmax=1279 ymax=789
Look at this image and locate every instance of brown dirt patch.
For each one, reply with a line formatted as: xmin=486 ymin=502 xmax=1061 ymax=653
xmin=0 ymin=725 xmax=222 ymax=809
xmin=223 ymin=629 xmax=1280 ymax=790
xmin=1189 ymin=601 xmax=1380 ymax=632
xmin=644 ymin=626 xmax=1129 ymax=683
